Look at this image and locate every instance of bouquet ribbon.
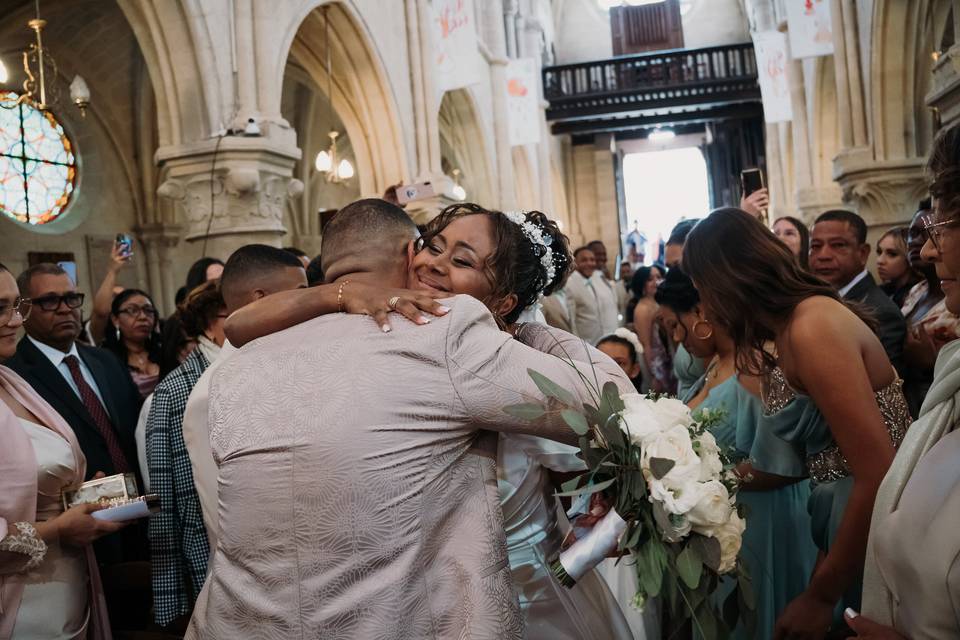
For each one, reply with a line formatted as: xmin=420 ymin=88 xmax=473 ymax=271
xmin=554 ymin=508 xmax=627 ymax=587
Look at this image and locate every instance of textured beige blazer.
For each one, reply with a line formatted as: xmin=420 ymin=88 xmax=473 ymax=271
xmin=186 ymin=294 xmax=631 ymax=640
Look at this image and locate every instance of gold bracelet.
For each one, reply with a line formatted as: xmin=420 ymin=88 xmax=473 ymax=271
xmin=337 ymin=280 xmax=351 ymax=313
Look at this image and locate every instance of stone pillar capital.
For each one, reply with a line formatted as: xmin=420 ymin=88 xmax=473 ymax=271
xmin=155 ymin=137 xmax=302 ymax=258
xmin=834 ymin=155 xmax=928 ymax=227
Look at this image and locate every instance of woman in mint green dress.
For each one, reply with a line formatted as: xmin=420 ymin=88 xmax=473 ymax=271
xmin=655 ymin=267 xmax=818 ymax=638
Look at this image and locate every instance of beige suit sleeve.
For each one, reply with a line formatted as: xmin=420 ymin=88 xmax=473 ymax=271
xmin=445 ymin=297 xmax=633 ymax=445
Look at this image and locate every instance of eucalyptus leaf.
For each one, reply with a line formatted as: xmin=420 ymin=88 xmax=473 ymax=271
xmin=677 ymin=545 xmax=703 ymax=589
xmin=738 ymin=572 xmax=756 ymax=610
xmin=503 ymin=403 xmax=546 ymax=420
xmin=583 ymin=403 xmax=601 ymax=426
xmin=560 ymin=476 xmax=583 ymax=494
xmin=528 ymin=369 xmax=576 ymax=406
xmin=648 ymin=457 xmax=676 ymax=480
xmin=689 ymin=534 xmax=722 ymax=573
xmin=601 ymin=381 xmax=626 ymax=413
xmin=694 ymin=601 xmax=718 ymax=640
xmin=637 ymin=543 xmax=663 ymax=597
xmin=722 ymin=587 xmax=740 ymax=631
xmin=553 ymin=476 xmax=615 ymax=498
xmin=561 ymin=409 xmax=590 ymax=435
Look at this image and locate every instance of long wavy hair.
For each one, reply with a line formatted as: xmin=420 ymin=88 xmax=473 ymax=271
xmin=683 ymin=208 xmax=870 ymax=374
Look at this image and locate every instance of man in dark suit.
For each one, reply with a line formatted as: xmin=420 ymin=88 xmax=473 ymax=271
xmin=811 ymin=210 xmax=907 ymax=372
xmin=7 ymin=262 xmax=150 ymax=630
xmin=7 ymin=263 xmax=141 ymax=480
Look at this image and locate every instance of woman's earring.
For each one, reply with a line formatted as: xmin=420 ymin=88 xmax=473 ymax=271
xmin=692 ymin=319 xmax=713 ymax=340
xmin=115 ymin=325 xmax=121 ymax=341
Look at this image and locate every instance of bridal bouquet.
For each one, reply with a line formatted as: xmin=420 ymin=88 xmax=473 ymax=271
xmin=506 ymin=373 xmax=755 ymax=639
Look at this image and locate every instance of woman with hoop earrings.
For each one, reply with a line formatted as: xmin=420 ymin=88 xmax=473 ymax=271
xmin=655 ymin=267 xmax=818 ymax=639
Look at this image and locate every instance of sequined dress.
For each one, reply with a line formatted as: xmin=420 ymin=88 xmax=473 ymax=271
xmin=760 ymin=368 xmax=911 ymax=613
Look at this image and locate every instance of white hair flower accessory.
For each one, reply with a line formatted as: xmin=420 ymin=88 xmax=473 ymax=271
xmin=504 ymin=211 xmax=556 ymax=291
xmin=610 ymin=327 xmax=644 ymax=356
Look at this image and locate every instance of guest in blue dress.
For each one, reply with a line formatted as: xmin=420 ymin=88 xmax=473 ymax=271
xmin=682 ymin=209 xmax=910 ymax=638
xmin=656 ymin=268 xmax=818 ymax=638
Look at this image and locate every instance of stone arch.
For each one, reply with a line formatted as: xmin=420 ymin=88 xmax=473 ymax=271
xmin=870 ymin=0 xmax=953 ymax=160
xmin=438 ymin=89 xmax=496 ymax=205
xmin=282 ymin=1 xmax=409 ymax=196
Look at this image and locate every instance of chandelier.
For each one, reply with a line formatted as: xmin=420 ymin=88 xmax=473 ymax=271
xmin=0 ymin=0 xmax=90 ymax=116
xmin=313 ymin=6 xmax=353 ymax=183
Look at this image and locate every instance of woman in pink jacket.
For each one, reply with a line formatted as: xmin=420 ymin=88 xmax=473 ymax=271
xmin=0 ymin=262 xmax=123 ymax=640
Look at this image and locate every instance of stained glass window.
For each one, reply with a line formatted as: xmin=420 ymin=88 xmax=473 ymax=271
xmin=0 ymin=92 xmax=77 ymax=225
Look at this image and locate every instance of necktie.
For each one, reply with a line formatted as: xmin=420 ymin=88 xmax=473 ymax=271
xmin=63 ymin=355 xmax=130 ymax=473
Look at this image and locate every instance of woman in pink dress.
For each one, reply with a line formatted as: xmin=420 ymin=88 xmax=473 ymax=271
xmin=0 ymin=262 xmax=125 ymax=639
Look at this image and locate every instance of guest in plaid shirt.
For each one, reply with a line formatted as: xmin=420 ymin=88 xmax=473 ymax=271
xmin=146 ymin=281 xmax=226 ymax=628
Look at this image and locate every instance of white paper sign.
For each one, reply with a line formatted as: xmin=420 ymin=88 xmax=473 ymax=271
xmin=432 ymin=0 xmax=482 ymax=96
xmin=753 ymin=31 xmax=793 ymax=123
xmin=785 ymin=0 xmax=834 ymax=59
xmin=506 ymin=57 xmax=541 ymax=146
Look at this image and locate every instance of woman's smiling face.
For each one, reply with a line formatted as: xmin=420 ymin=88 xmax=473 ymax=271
xmin=408 ymin=214 xmax=497 ymax=302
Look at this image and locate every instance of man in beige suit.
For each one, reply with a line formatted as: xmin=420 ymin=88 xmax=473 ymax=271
xmin=187 ymin=200 xmax=632 ymax=639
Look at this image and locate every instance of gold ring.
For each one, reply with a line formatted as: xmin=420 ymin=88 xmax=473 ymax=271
xmin=388 ymin=296 xmax=401 ymax=310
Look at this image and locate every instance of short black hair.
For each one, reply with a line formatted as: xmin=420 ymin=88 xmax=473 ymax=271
xmin=18 ymin=263 xmax=69 ymax=298
xmin=321 ymin=199 xmax=417 ymax=281
xmin=654 ymin=266 xmax=700 ymax=314
xmin=283 ymin=247 xmax=308 ymax=259
xmin=814 ymin=210 xmax=868 ymax=244
xmin=573 ymin=246 xmax=594 ymax=259
xmin=220 ymin=244 xmax=304 ymax=304
xmin=667 ymin=219 xmax=699 ymax=246
xmin=586 ymin=240 xmax=606 ymax=250
xmin=305 ymin=254 xmax=324 ymax=286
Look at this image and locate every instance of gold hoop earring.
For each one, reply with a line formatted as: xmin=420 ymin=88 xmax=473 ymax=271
xmin=692 ymin=319 xmax=713 ymax=340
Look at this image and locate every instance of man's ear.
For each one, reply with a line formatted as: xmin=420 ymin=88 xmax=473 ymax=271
xmin=858 ymin=242 xmax=872 ymax=266
xmin=251 ymin=289 xmax=267 ymax=301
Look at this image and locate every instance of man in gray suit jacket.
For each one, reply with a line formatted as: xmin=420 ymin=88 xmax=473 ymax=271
xmin=188 ymin=200 xmax=632 ymax=639
xmin=811 ymin=210 xmax=906 ymax=372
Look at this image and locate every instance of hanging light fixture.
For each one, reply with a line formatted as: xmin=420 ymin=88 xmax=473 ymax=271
xmin=313 ymin=6 xmax=354 ymax=183
xmin=0 ymin=0 xmax=91 ymax=116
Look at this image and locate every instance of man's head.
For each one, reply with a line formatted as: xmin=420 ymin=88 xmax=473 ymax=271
xmin=283 ymin=246 xmax=311 ymax=269
xmin=586 ymin=241 xmax=608 ymax=276
xmin=810 ymin=210 xmax=870 ymax=288
xmin=664 ymin=219 xmax=699 ymax=269
xmin=619 ymin=261 xmax=633 ymax=282
xmin=573 ymin=247 xmax=596 ymax=279
xmin=18 ymin=263 xmax=83 ymax=352
xmin=220 ymin=244 xmax=308 ymax=314
xmin=320 ymin=198 xmax=418 ymax=287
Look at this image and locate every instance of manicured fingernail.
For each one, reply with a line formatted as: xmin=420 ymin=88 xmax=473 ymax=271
xmin=437 ymin=306 xmax=451 ymax=314
xmin=382 ymin=325 xmax=391 ymax=333
xmin=844 ymin=608 xmax=858 ymax=619
xmin=418 ymin=316 xmax=431 ymax=324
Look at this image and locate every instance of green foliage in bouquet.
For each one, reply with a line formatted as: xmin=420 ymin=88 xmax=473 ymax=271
xmin=506 ymin=368 xmax=757 ymax=640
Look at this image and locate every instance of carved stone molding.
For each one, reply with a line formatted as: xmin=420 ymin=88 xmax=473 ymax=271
xmin=927 ymin=44 xmax=960 ymax=129
xmin=155 ymin=137 xmax=302 ymax=255
xmin=834 ymin=152 xmax=927 ymax=227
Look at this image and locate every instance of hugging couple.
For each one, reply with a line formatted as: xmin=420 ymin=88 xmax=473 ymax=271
xmin=186 ymin=199 xmax=636 ymax=639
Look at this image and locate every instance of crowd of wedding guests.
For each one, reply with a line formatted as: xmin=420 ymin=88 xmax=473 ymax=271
xmin=1 ymin=123 xmax=960 ymax=640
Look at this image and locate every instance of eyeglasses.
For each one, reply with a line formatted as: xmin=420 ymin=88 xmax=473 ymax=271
xmin=117 ymin=305 xmax=157 ymax=319
xmin=32 ymin=292 xmax=85 ymax=312
xmin=0 ymin=297 xmax=32 ymax=324
xmin=920 ymin=213 xmax=960 ymax=253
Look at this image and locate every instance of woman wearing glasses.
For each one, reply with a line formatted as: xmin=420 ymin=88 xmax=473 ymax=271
xmin=102 ymin=289 xmax=162 ymax=399
xmin=858 ymin=124 xmax=960 ymax=640
xmin=0 ymin=263 xmax=124 ymax=638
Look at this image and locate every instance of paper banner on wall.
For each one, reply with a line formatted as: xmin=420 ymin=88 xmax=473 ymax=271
xmin=785 ymin=0 xmax=834 ymax=58
xmin=432 ymin=0 xmax=483 ymax=96
xmin=506 ymin=57 xmax=541 ymax=146
xmin=753 ymin=31 xmax=793 ymax=123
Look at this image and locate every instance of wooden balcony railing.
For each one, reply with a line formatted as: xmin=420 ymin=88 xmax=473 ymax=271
xmin=543 ymin=42 xmax=759 ymax=122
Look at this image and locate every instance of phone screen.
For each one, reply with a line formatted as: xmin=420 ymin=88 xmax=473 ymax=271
xmin=741 ymin=169 xmax=764 ymax=196
xmin=115 ymin=234 xmax=133 ymax=258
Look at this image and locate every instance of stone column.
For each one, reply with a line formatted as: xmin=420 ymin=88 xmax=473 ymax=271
xmin=155 ymin=137 xmax=304 ymax=261
xmin=137 ymin=222 xmax=182 ymax=316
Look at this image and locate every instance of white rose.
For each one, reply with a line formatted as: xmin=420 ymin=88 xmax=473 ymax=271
xmin=621 ymin=395 xmax=664 ymax=446
xmin=648 ymin=476 xmax=703 ymax=517
xmin=694 ymin=431 xmax=724 ymax=482
xmin=713 ymin=510 xmax=746 ymax=574
xmin=649 ymin=397 xmax=695 ymax=430
xmin=642 ymin=424 xmax=701 ymax=485
xmin=687 ymin=480 xmax=732 ymax=533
